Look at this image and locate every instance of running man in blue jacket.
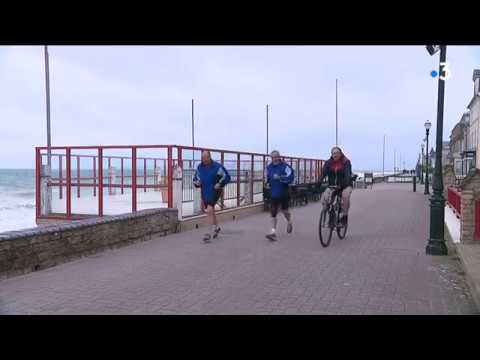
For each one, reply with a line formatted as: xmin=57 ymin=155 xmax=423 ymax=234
xmin=264 ymin=150 xmax=294 ymax=241
xmin=193 ymin=150 xmax=231 ymax=242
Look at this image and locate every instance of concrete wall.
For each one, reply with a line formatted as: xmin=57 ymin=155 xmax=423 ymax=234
xmin=0 ymin=209 xmax=178 ymax=280
xmin=459 ymin=169 xmax=480 ymax=243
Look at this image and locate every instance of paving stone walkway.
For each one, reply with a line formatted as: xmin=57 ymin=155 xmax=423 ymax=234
xmin=0 ymin=183 xmax=478 ymax=315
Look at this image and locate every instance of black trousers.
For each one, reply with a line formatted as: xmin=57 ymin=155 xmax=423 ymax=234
xmin=270 ymin=196 xmax=289 ymax=217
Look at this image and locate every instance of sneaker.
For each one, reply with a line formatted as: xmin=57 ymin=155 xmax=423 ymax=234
xmin=287 ymin=222 xmax=293 ymax=234
xmin=213 ymin=226 xmax=221 ymax=238
xmin=203 ymin=233 xmax=212 ymax=243
xmin=266 ymin=233 xmax=278 ymax=242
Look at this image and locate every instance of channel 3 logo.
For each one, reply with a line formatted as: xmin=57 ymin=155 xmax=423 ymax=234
xmin=431 ymin=62 xmax=451 ymax=80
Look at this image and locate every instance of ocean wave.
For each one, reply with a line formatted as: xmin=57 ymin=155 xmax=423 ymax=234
xmin=0 ymin=203 xmax=35 ymax=211
xmin=13 ymin=191 xmax=36 ymax=198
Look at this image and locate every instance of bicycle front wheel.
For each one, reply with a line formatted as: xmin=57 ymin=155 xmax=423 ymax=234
xmin=319 ymin=208 xmax=334 ymax=247
xmin=337 ymin=216 xmax=348 ymax=239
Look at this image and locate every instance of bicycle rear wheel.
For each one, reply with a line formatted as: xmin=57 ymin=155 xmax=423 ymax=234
xmin=319 ymin=208 xmax=334 ymax=247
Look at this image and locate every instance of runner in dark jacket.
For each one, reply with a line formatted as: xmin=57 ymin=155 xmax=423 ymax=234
xmin=193 ymin=150 xmax=231 ymax=242
xmin=264 ymin=150 xmax=294 ymax=241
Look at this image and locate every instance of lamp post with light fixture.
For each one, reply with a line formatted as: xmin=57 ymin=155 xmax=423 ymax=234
xmin=424 ymin=121 xmax=431 ymax=195
xmin=425 ymin=45 xmax=448 ymax=256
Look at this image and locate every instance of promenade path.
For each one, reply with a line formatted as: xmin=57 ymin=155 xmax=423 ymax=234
xmin=0 ymin=183 xmax=478 ymax=315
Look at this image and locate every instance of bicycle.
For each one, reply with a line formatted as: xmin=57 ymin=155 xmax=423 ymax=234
xmin=318 ymin=185 xmax=348 ymax=247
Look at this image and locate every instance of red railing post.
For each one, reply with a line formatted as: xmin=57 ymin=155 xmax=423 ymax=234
xmin=309 ymin=160 xmax=313 ymax=183
xmin=167 ymin=146 xmax=173 ymax=208
xmin=304 ymin=159 xmax=307 ymax=184
xmin=297 ymin=159 xmax=300 ymax=184
xmin=98 ymin=148 xmax=103 ymax=216
xmin=120 ymin=157 xmax=124 ymax=195
xmin=132 ymin=147 xmax=137 ymax=212
xmin=77 ymin=156 xmax=81 ymax=198
xmin=178 ymin=147 xmax=183 ymax=204
xmin=93 ymin=156 xmax=96 ymax=197
xmin=250 ymin=154 xmax=254 ymax=204
xmin=58 ymin=155 xmax=63 ymax=199
xmin=221 ymin=152 xmax=225 ymax=208
xmin=143 ymin=158 xmax=147 ymax=193
xmin=66 ymin=148 xmax=72 ymax=218
xmin=237 ymin=153 xmax=241 ymax=207
xmin=35 ymin=148 xmax=41 ymax=220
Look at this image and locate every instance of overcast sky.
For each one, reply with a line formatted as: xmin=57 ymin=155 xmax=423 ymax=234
xmin=1 ymin=45 xmax=479 ymax=170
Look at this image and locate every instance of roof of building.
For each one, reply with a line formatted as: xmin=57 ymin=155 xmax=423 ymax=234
xmin=473 ymin=69 xmax=480 ymax=81
xmin=467 ymin=94 xmax=480 ymax=109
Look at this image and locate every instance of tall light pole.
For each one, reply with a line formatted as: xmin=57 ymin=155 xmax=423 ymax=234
xmin=266 ymin=104 xmax=269 ymax=154
xmin=44 ymin=46 xmax=52 ymax=167
xmin=421 ymin=143 xmax=425 ymax=184
xmin=335 ymin=79 xmax=338 ymax=147
xmin=424 ymin=121 xmax=431 ymax=195
xmin=425 ymin=45 xmax=448 ymax=256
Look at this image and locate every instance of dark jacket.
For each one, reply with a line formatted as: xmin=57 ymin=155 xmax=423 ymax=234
xmin=193 ymin=161 xmax=231 ymax=203
xmin=265 ymin=161 xmax=295 ymax=199
xmin=321 ymin=155 xmax=353 ymax=189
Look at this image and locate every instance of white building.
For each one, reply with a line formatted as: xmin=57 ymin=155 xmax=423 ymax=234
xmin=449 ymin=111 xmax=470 ymax=176
xmin=466 ymin=69 xmax=480 ymax=170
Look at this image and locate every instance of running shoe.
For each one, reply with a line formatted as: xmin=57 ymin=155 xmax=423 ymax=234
xmin=266 ymin=233 xmax=278 ymax=242
xmin=203 ymin=233 xmax=211 ymax=243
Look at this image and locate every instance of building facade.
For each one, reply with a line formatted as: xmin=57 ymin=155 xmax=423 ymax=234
xmin=442 ymin=141 xmax=450 ymax=166
xmin=449 ymin=111 xmax=470 ymax=177
xmin=466 ymin=69 xmax=480 ymax=170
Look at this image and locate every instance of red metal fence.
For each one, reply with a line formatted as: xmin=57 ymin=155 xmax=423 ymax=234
xmin=35 ymin=144 xmax=325 ymax=223
xmin=447 ymin=186 xmax=461 ymax=217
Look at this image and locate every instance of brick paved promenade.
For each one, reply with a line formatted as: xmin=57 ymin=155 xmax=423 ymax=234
xmin=0 ymin=183 xmax=478 ymax=314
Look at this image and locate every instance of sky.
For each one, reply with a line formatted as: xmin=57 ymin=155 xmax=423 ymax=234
xmin=0 ymin=45 xmax=479 ymax=171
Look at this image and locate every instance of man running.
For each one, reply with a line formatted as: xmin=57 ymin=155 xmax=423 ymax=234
xmin=264 ymin=150 xmax=294 ymax=241
xmin=320 ymin=146 xmax=353 ymax=226
xmin=193 ymin=150 xmax=231 ymax=242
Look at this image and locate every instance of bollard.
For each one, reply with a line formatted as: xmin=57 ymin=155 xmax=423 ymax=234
xmin=413 ymin=175 xmax=416 ymax=192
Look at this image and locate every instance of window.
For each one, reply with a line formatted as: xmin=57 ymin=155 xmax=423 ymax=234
xmin=455 ymin=159 xmax=463 ymax=175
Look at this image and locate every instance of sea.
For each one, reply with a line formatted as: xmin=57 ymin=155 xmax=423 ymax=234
xmin=0 ymin=169 xmax=36 ymax=233
xmin=0 ymin=168 xmax=398 ymax=234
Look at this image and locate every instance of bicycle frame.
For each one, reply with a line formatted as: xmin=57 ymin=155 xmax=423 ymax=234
xmin=325 ymin=187 xmax=343 ymax=227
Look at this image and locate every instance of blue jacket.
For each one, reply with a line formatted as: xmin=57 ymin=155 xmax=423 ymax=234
xmin=193 ymin=161 xmax=231 ymax=203
xmin=265 ymin=161 xmax=294 ymax=199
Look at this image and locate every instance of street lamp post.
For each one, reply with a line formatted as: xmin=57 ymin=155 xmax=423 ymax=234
xmin=421 ymin=143 xmax=425 ymax=184
xmin=425 ymin=45 xmax=448 ymax=256
xmin=424 ymin=121 xmax=431 ymax=195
